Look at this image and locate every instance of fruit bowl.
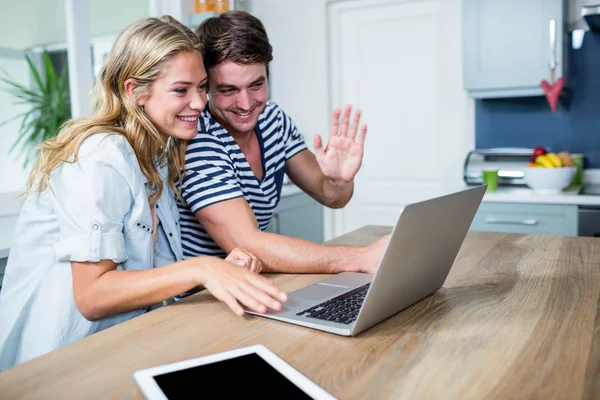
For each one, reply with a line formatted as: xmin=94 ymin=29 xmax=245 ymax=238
xmin=524 ymin=166 xmax=576 ymax=194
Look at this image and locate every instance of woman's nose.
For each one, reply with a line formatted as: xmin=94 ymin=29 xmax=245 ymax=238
xmin=190 ymin=90 xmax=207 ymax=111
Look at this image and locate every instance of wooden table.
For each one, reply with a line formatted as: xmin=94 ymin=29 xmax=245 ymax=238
xmin=1 ymin=226 xmax=600 ymax=399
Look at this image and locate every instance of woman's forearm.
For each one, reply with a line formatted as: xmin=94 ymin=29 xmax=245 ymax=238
xmin=75 ymin=258 xmax=205 ymax=321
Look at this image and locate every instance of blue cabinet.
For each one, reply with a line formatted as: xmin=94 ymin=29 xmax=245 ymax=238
xmin=463 ymin=0 xmax=565 ymax=98
xmin=266 ymin=192 xmax=324 ymax=243
xmin=470 ymin=202 xmax=577 ymax=236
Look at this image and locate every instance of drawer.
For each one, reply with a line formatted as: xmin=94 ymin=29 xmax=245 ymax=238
xmin=470 ymin=203 xmax=578 ymax=236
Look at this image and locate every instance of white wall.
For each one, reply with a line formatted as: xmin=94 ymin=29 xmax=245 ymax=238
xmin=0 ymin=53 xmax=30 ymax=195
xmin=0 ymin=0 xmax=149 ymax=50
xmin=250 ymin=0 xmax=330 ymax=152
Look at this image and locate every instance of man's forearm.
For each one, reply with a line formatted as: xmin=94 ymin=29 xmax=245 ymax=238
xmin=236 ymin=230 xmax=366 ymax=274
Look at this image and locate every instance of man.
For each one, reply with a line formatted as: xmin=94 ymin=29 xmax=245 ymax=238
xmin=178 ymin=10 xmax=387 ymax=274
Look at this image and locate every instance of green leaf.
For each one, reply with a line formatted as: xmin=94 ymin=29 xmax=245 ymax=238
xmin=0 ymin=50 xmax=71 ymax=166
xmin=25 ymin=54 xmax=44 ymax=92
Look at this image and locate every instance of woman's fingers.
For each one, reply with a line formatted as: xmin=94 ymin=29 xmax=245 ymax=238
xmin=230 ymin=286 xmax=269 ymax=314
xmin=216 ymin=291 xmax=246 ymax=317
xmin=238 ymin=281 xmax=283 ymax=312
xmin=246 ymin=273 xmax=288 ymax=303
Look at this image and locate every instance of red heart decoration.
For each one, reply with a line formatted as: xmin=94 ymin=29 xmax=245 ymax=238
xmin=540 ymin=77 xmax=564 ymax=113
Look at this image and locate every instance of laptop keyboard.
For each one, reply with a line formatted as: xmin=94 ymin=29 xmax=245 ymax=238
xmin=295 ymin=283 xmax=371 ymax=325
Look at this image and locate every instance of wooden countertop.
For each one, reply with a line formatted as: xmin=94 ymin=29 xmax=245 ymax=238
xmin=1 ymin=226 xmax=600 ymax=399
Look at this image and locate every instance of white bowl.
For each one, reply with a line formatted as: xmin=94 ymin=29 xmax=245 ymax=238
xmin=524 ymin=166 xmax=576 ymax=194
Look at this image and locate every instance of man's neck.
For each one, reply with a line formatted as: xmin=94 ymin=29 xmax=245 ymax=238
xmin=231 ymin=130 xmax=255 ymax=151
xmin=209 ymin=103 xmax=256 ymax=150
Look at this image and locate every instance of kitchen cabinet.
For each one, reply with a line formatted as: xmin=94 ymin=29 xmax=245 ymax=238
xmin=265 ymin=192 xmax=324 ymax=243
xmin=463 ymin=0 xmax=566 ymax=98
xmin=0 ymin=259 xmax=6 ymax=292
xmin=470 ymin=202 xmax=577 ymax=236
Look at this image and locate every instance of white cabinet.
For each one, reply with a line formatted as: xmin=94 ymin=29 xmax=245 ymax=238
xmin=327 ymin=0 xmax=474 ymax=237
xmin=470 ymin=202 xmax=578 ymax=236
xmin=463 ymin=0 xmax=566 ymax=98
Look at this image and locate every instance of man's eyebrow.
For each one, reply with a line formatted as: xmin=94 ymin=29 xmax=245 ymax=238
xmin=250 ymin=77 xmax=266 ymax=85
xmin=215 ymin=84 xmax=238 ymax=90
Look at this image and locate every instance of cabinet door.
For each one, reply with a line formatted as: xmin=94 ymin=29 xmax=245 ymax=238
xmin=266 ymin=193 xmax=324 ymax=243
xmin=327 ymin=0 xmax=474 ymax=238
xmin=463 ymin=0 xmax=564 ymax=98
xmin=470 ymin=202 xmax=577 ymax=236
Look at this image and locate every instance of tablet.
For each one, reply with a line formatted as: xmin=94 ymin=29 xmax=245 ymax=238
xmin=132 ymin=344 xmax=337 ymax=400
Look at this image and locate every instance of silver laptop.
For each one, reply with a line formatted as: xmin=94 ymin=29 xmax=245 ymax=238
xmin=247 ymin=185 xmax=486 ymax=336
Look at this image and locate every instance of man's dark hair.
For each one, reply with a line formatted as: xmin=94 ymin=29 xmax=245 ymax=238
xmin=195 ymin=10 xmax=273 ymax=70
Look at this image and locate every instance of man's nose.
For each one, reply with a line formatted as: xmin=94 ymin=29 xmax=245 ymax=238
xmin=236 ymin=90 xmax=252 ymax=111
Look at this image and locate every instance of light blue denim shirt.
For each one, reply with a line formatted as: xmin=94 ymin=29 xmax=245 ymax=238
xmin=0 ymin=132 xmax=183 ymax=370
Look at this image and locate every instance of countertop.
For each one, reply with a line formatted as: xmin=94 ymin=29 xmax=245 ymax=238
xmin=1 ymin=226 xmax=599 ymax=399
xmin=480 ymin=185 xmax=600 ymax=206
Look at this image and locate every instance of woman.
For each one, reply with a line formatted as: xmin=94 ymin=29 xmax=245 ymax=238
xmin=0 ymin=16 xmax=286 ymax=370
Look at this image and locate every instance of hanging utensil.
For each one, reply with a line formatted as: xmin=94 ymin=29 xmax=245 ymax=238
xmin=540 ymin=19 xmax=563 ymax=113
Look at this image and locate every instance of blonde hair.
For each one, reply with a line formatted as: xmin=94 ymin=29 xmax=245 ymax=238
xmin=26 ymin=15 xmax=202 ymax=202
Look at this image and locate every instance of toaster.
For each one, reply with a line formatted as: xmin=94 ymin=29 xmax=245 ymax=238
xmin=463 ymin=148 xmax=534 ymax=186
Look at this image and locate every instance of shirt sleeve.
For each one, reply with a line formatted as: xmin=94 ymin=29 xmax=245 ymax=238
xmin=181 ymin=133 xmax=244 ymax=214
xmin=50 ymin=136 xmax=133 ymax=264
xmin=281 ymin=109 xmax=308 ymax=160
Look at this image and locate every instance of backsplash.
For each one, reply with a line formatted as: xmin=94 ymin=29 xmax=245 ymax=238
xmin=476 ymin=32 xmax=600 ymax=168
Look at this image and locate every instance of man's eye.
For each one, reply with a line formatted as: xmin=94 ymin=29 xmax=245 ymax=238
xmin=221 ymin=89 xmax=235 ymax=95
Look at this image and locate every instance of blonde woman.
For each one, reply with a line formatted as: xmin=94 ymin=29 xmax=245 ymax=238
xmin=0 ymin=16 xmax=286 ymax=370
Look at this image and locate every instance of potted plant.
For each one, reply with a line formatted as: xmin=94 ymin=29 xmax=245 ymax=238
xmin=0 ymin=50 xmax=71 ymax=166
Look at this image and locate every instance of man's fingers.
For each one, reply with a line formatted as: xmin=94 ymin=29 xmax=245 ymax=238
xmin=329 ymin=107 xmax=341 ymax=138
xmin=251 ymin=257 xmax=262 ymax=274
xmin=340 ymin=104 xmax=352 ymax=137
xmin=314 ymin=134 xmax=325 ymax=157
xmin=349 ymin=109 xmax=361 ymax=141
xmin=357 ymin=124 xmax=367 ymax=146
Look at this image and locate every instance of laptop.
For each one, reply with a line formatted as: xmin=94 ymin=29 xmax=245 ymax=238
xmin=246 ymin=185 xmax=486 ymax=336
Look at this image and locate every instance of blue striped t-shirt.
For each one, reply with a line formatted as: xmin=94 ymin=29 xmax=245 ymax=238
xmin=178 ymin=102 xmax=307 ymax=258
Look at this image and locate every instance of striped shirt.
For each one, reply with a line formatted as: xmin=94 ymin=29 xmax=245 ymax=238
xmin=178 ymin=102 xmax=307 ymax=258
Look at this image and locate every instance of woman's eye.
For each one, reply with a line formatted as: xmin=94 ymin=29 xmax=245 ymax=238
xmin=174 ymin=88 xmax=187 ymax=94
xmin=198 ymin=84 xmax=208 ymax=91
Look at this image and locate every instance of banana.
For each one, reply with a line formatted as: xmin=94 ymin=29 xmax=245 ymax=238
xmin=535 ymin=154 xmax=555 ymax=168
xmin=546 ymin=153 xmax=563 ymax=168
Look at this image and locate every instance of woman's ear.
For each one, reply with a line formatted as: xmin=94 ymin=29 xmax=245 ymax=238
xmin=124 ymin=78 xmax=146 ymax=107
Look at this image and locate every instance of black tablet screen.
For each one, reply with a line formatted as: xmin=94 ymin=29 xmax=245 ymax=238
xmin=153 ymin=353 xmax=315 ymax=399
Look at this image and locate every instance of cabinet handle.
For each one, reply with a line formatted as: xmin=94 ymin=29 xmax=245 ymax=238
xmin=485 ymin=217 xmax=538 ymax=226
xmin=549 ymin=19 xmax=556 ymax=80
xmin=273 ymin=213 xmax=280 ymax=234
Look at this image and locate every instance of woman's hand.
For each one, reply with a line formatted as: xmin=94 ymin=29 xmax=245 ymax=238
xmin=196 ymin=257 xmax=287 ymax=317
xmin=225 ymin=248 xmax=263 ymax=273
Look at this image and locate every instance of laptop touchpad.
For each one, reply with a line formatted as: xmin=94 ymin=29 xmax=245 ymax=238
xmin=292 ymin=284 xmax=349 ymax=301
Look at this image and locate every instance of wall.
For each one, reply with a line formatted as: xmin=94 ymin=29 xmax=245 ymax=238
xmin=0 ymin=0 xmax=149 ymax=50
xmin=0 ymin=51 xmax=30 ymax=195
xmin=476 ymin=32 xmax=600 ymax=168
xmin=249 ymin=0 xmax=329 ymax=152
xmin=0 ymin=0 xmax=152 ymax=197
